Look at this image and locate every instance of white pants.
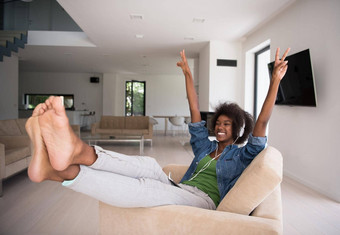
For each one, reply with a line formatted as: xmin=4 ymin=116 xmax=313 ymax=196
xmin=62 ymin=146 xmax=216 ymax=209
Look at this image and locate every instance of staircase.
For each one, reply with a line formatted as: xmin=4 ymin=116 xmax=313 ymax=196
xmin=0 ymin=31 xmax=27 ymax=62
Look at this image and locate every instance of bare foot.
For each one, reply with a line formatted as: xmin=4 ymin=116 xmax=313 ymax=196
xmin=38 ymin=96 xmax=96 ymax=171
xmin=26 ymin=115 xmax=64 ymax=182
xmin=26 ymin=114 xmax=81 ymax=182
xmin=32 ymin=103 xmax=47 ymax=117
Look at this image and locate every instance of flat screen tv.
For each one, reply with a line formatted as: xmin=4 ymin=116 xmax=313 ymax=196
xmin=268 ymin=49 xmax=317 ymax=107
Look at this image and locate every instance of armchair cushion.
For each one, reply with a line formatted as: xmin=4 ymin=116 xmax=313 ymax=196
xmin=216 ymin=146 xmax=283 ymax=215
xmin=99 ymin=116 xmax=125 ymax=129
xmin=162 ymin=164 xmax=188 ymax=183
xmin=5 ymin=147 xmax=30 ymax=165
xmin=125 ymin=116 xmax=149 ymax=129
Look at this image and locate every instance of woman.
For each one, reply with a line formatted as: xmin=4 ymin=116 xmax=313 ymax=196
xmin=26 ymin=47 xmax=289 ymax=209
xmin=176 ymin=48 xmax=289 ymax=207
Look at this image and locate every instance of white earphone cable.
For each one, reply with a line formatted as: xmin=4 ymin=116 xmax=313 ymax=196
xmin=188 ymin=146 xmax=221 ymax=181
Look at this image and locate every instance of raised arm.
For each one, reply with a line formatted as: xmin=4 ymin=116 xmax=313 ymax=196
xmin=253 ymin=47 xmax=290 ymax=137
xmin=177 ymin=50 xmax=201 ymax=123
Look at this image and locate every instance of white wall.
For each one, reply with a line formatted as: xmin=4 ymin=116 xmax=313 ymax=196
xmin=199 ymin=41 xmax=242 ymax=112
xmin=0 ymin=55 xmax=19 ymax=120
xmin=102 ymin=73 xmax=118 ymax=116
xmin=103 ymin=73 xmax=191 ymax=130
xmin=209 ymin=41 xmax=242 ymax=109
xmin=19 ymin=72 xmax=103 ymax=123
xmin=242 ymin=0 xmax=340 ymax=202
xmin=198 ymin=43 xmax=210 ymax=111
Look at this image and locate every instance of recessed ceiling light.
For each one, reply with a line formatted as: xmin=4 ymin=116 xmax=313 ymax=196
xmin=193 ymin=18 xmax=205 ymax=23
xmin=130 ymin=14 xmax=144 ymax=20
xmin=135 ymin=34 xmax=144 ymax=39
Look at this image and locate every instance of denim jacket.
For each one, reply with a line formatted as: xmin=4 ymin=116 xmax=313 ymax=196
xmin=180 ymin=121 xmax=267 ymax=201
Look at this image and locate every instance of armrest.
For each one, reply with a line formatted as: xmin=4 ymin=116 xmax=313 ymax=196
xmin=148 ymin=120 xmax=153 ymax=137
xmin=0 ymin=143 xmax=5 ymax=179
xmin=99 ymin=202 xmax=282 ymax=235
xmin=252 ymin=186 xmax=282 ymax=221
xmin=91 ymin=122 xmax=100 ymax=135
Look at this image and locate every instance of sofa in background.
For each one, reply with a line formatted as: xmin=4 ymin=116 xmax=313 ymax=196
xmin=91 ymin=116 xmax=153 ymax=143
xmin=0 ymin=118 xmax=31 ymax=196
xmin=0 ymin=116 xmax=80 ymax=196
xmin=99 ymin=146 xmax=283 ymax=235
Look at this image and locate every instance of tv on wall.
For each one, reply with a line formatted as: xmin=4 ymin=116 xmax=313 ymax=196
xmin=268 ymin=49 xmax=317 ymax=107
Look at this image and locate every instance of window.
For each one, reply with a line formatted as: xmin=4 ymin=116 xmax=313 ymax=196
xmin=254 ymin=46 xmax=270 ymax=120
xmin=125 ymin=81 xmax=146 ymax=116
xmin=24 ymin=94 xmax=75 ymax=110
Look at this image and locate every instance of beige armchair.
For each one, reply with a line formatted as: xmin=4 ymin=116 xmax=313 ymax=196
xmin=99 ymin=146 xmax=283 ymax=234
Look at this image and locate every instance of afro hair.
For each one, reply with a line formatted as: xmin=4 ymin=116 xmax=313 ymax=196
xmin=210 ymin=102 xmax=254 ymax=145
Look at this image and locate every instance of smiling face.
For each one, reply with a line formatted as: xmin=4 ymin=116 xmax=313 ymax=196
xmin=214 ymin=115 xmax=234 ymax=145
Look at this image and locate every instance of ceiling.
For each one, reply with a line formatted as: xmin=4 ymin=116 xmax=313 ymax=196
xmin=18 ymin=0 xmax=295 ymax=75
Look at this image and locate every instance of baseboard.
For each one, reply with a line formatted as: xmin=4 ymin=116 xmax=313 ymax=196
xmin=283 ymin=169 xmax=340 ymax=203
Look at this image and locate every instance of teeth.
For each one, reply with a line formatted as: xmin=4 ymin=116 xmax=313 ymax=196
xmin=217 ymin=132 xmax=226 ymax=136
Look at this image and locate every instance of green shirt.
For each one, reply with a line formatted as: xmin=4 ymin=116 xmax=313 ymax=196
xmin=182 ymin=155 xmax=220 ymax=207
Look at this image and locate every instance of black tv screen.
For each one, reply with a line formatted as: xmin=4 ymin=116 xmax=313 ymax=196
xmin=268 ymin=49 xmax=317 ymax=107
